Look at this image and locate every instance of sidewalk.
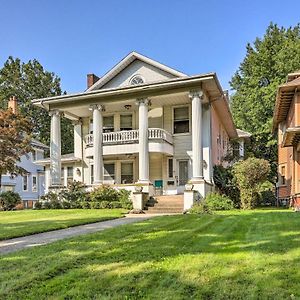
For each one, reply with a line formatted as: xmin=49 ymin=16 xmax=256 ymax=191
xmin=0 ymin=214 xmax=156 ymax=255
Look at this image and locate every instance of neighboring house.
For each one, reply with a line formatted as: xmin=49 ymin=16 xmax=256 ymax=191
xmin=1 ymin=139 xmax=48 ymax=208
xmin=32 ymin=52 xmax=246 ymax=201
xmin=273 ymin=71 xmax=300 ymax=207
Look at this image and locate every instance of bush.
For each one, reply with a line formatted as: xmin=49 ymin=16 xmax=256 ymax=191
xmin=189 ymin=202 xmax=212 ymax=215
xmin=118 ymin=189 xmax=132 ymax=209
xmin=90 ymin=201 xmax=101 ymax=209
xmin=43 ymin=201 xmax=52 ymax=209
xmin=61 ymin=200 xmax=71 ymax=209
xmin=205 ymin=193 xmax=234 ymax=211
xmin=90 ymin=185 xmax=119 ymax=202
xmin=50 ymin=199 xmax=62 ymax=209
xmin=81 ymin=201 xmax=90 ymax=209
xmin=233 ymin=157 xmax=270 ymax=209
xmin=213 ymin=165 xmax=240 ymax=207
xmin=111 ymin=201 xmax=122 ymax=208
xmin=60 ymin=181 xmax=88 ymax=204
xmin=99 ymin=201 xmax=111 ymax=209
xmin=34 ymin=201 xmax=42 ymax=209
xmin=0 ymin=191 xmax=21 ymax=210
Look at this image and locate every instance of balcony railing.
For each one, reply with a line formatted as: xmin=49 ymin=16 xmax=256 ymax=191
xmin=85 ymin=128 xmax=173 ymax=147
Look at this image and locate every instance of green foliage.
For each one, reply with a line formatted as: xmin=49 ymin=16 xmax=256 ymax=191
xmin=0 ymin=191 xmax=21 ymax=210
xmin=233 ymin=158 xmax=270 ymax=209
xmin=33 ymin=201 xmax=42 ymax=209
xmin=205 ymin=192 xmax=234 ymax=211
xmin=230 ymin=23 xmax=300 ymax=182
xmin=189 ymin=201 xmax=212 ymax=215
xmin=0 ymin=56 xmax=73 ymax=154
xmin=37 ymin=183 xmax=131 ymax=210
xmin=213 ymin=165 xmax=240 ymax=207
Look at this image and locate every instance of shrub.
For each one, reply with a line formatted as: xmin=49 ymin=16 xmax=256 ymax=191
xmin=81 ymin=201 xmax=90 ymax=209
xmin=50 ymin=199 xmax=62 ymax=209
xmin=213 ymin=165 xmax=240 ymax=207
xmin=0 ymin=191 xmax=21 ymax=210
xmin=205 ymin=192 xmax=234 ymax=211
xmin=99 ymin=201 xmax=111 ymax=209
xmin=233 ymin=157 xmax=270 ymax=209
xmin=118 ymin=189 xmax=132 ymax=209
xmin=189 ymin=201 xmax=212 ymax=214
xmin=43 ymin=201 xmax=52 ymax=209
xmin=34 ymin=201 xmax=42 ymax=209
xmin=61 ymin=201 xmax=71 ymax=209
xmin=90 ymin=201 xmax=101 ymax=209
xmin=90 ymin=185 xmax=119 ymax=202
xmin=111 ymin=201 xmax=122 ymax=208
xmin=60 ymin=181 xmax=88 ymax=204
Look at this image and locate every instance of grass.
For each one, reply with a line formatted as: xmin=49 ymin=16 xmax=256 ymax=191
xmin=1 ymin=209 xmax=300 ymax=299
xmin=0 ymin=209 xmax=126 ymax=240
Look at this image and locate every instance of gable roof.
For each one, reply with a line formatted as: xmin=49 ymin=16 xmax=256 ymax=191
xmin=87 ymin=51 xmax=187 ymax=91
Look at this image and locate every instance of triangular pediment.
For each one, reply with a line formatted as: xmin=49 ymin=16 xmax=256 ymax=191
xmin=87 ymin=52 xmax=187 ymax=91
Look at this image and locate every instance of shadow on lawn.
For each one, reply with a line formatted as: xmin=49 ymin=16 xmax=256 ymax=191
xmin=1 ymin=210 xmax=300 ymax=299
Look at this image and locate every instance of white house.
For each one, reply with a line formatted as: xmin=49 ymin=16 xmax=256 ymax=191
xmin=33 ymin=52 xmax=246 ymax=209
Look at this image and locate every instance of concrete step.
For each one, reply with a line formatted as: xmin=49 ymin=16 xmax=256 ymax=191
xmin=144 ymin=194 xmax=184 ymax=213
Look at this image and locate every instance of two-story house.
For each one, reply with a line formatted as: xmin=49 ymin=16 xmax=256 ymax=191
xmin=273 ymin=71 xmax=300 ymax=208
xmin=33 ymin=52 xmax=245 ymax=204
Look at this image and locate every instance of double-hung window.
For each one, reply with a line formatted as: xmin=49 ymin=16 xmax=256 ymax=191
xmin=103 ymin=116 xmax=114 ymax=133
xmin=104 ymin=163 xmax=115 ymax=181
xmin=120 ymin=114 xmax=132 ymax=131
xmin=23 ymin=175 xmax=28 ymax=191
xmin=121 ymin=162 xmax=133 ymax=184
xmin=32 ymin=176 xmax=37 ymax=192
xmin=173 ymin=107 xmax=189 ymax=134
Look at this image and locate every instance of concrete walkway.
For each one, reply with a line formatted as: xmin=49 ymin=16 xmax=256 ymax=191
xmin=0 ymin=214 xmax=157 ymax=255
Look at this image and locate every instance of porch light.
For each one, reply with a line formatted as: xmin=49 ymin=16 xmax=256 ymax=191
xmin=76 ymin=168 xmax=81 ymax=176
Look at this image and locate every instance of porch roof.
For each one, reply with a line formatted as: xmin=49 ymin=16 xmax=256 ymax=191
xmin=35 ymin=153 xmax=81 ymax=166
xmin=32 ymin=73 xmax=238 ymax=138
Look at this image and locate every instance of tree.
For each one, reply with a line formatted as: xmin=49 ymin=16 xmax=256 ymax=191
xmin=233 ymin=158 xmax=270 ymax=209
xmin=0 ymin=108 xmax=32 ymax=188
xmin=230 ymin=23 xmax=300 ymax=181
xmin=0 ymin=57 xmax=73 ymax=154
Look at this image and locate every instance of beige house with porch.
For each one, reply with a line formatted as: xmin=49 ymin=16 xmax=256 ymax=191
xmin=34 ymin=52 xmax=244 ymax=209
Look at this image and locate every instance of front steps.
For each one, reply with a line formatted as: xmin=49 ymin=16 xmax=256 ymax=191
xmin=145 ymin=195 xmax=184 ymax=214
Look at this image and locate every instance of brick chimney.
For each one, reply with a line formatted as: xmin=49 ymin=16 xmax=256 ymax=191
xmin=8 ymin=96 xmax=18 ymax=114
xmin=87 ymin=73 xmax=100 ymax=89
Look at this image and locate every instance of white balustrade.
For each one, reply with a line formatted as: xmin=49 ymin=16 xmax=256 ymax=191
xmin=85 ymin=128 xmax=173 ymax=147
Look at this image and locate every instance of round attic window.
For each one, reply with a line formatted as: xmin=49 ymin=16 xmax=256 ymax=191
xmin=130 ymin=75 xmax=144 ymax=85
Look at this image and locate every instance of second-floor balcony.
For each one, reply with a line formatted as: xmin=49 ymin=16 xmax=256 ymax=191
xmin=84 ymin=128 xmax=174 ymax=156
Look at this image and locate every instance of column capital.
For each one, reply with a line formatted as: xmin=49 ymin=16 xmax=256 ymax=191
xmin=49 ymin=110 xmax=64 ymax=117
xmin=189 ymin=90 xmax=204 ymax=100
xmin=135 ymin=98 xmax=151 ymax=106
xmin=89 ymin=104 xmax=105 ymax=112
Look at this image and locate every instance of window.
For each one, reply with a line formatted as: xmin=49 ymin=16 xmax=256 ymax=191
xmin=103 ymin=116 xmax=114 ymax=133
xmin=168 ymin=158 xmax=173 ymax=178
xmin=121 ymin=162 xmax=133 ymax=184
xmin=281 ymin=166 xmax=286 ymax=185
xmin=32 ymin=150 xmax=37 ymax=161
xmin=173 ymin=107 xmax=189 ymax=134
xmin=104 ymin=163 xmax=115 ymax=181
xmin=91 ymin=165 xmax=94 ymax=184
xmin=67 ymin=167 xmax=73 ymax=184
xmin=32 ymin=176 xmax=37 ymax=192
xmin=61 ymin=168 xmax=64 ymax=185
xmin=23 ymin=175 xmax=28 ymax=191
xmin=130 ymin=75 xmax=144 ymax=85
xmin=120 ymin=114 xmax=132 ymax=131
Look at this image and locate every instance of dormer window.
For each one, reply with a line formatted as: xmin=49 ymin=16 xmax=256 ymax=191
xmin=130 ymin=75 xmax=144 ymax=85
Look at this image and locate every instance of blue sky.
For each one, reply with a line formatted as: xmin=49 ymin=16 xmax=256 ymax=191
xmin=0 ymin=0 xmax=299 ymax=93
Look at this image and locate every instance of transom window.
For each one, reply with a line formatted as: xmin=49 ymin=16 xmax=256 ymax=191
xmin=120 ymin=114 xmax=132 ymax=131
xmin=173 ymin=106 xmax=189 ymax=134
xmin=121 ymin=162 xmax=134 ymax=184
xmin=130 ymin=75 xmax=144 ymax=85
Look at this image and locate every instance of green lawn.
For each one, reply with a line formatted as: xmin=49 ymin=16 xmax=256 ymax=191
xmin=1 ymin=209 xmax=300 ymax=299
xmin=0 ymin=209 xmax=126 ymax=240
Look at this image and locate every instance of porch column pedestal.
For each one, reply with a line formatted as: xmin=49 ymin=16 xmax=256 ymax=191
xmin=49 ymin=110 xmax=62 ymax=187
xmin=136 ymin=98 xmax=150 ymax=184
xmin=90 ymin=104 xmax=105 ymax=185
xmin=189 ymin=90 xmax=204 ymax=181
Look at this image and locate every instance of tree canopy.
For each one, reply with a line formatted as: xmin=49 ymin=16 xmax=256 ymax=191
xmin=230 ymin=23 xmax=300 ymax=180
xmin=0 ymin=108 xmax=32 ymax=187
xmin=0 ymin=57 xmax=73 ymax=154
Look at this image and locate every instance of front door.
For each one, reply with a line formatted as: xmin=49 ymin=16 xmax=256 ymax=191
xmin=177 ymin=160 xmax=189 ymax=193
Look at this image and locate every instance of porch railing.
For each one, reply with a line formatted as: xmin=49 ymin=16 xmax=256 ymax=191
xmin=85 ymin=128 xmax=173 ymax=147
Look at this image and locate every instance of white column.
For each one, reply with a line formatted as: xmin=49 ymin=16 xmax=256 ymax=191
xmin=90 ymin=104 xmax=105 ymax=184
xmin=189 ymin=91 xmax=204 ymax=181
xmin=136 ymin=99 xmax=150 ymax=183
xmin=49 ymin=110 xmax=62 ymax=186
